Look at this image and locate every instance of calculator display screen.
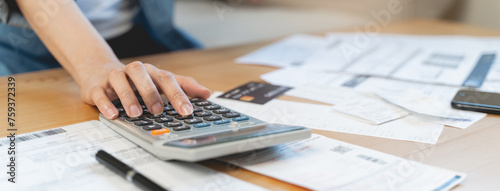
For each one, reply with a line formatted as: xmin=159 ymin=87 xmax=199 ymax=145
xmin=163 ymin=124 xmax=306 ymax=148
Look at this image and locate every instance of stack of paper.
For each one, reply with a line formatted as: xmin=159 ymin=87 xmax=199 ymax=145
xmin=210 ymin=92 xmax=444 ymax=144
xmin=242 ymin=33 xmax=499 ymax=86
xmin=236 ymin=33 xmax=495 ymax=143
xmin=219 ymin=134 xmax=465 ymax=191
xmin=0 ymin=121 xmax=464 ymax=191
xmin=260 ymin=68 xmax=486 ymax=129
xmin=0 ymin=121 xmax=265 ymax=191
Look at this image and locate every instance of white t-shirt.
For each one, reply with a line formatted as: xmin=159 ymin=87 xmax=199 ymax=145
xmin=77 ymin=0 xmax=139 ymax=39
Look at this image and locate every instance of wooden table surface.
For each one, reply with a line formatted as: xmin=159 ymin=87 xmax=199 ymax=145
xmin=2 ymin=19 xmax=500 ymax=190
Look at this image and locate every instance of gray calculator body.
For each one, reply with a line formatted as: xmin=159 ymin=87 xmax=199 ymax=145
xmin=99 ymin=99 xmax=311 ymax=162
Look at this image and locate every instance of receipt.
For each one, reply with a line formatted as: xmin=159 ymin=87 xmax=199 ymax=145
xmin=210 ymin=92 xmax=444 ymax=144
xmin=0 ymin=121 xmax=265 ymax=191
xmin=236 ymin=34 xmax=328 ymax=67
xmin=375 ymin=89 xmax=486 ymax=129
xmin=331 ymin=95 xmax=409 ymax=125
xmin=219 ymin=134 xmax=465 ymax=191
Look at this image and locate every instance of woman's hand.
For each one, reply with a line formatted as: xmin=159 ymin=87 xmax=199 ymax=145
xmin=80 ymin=61 xmax=211 ymax=119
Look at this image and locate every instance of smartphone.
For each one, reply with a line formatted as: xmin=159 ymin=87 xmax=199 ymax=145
xmin=451 ymin=89 xmax=500 ymax=114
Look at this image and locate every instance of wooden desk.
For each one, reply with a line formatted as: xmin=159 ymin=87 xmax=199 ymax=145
xmin=2 ymin=19 xmax=500 ymax=190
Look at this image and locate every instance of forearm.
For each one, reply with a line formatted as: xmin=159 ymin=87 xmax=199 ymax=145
xmin=15 ymin=0 xmax=211 ymax=120
xmin=16 ymin=0 xmax=121 ymax=86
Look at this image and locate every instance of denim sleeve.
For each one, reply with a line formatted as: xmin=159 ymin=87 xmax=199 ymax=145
xmin=0 ymin=0 xmax=30 ymax=28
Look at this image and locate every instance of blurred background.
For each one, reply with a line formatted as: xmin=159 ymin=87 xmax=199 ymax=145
xmin=174 ymin=0 xmax=499 ymax=48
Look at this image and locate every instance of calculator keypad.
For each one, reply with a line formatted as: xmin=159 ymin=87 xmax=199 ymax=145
xmin=118 ymin=99 xmax=250 ymax=136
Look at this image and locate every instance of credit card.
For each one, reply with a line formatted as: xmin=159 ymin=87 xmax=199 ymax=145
xmin=218 ymin=82 xmax=292 ymax=104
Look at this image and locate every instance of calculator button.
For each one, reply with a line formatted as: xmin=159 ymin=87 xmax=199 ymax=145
xmin=213 ymin=108 xmax=230 ymax=114
xmin=119 ymin=112 xmax=128 ymax=118
xmin=193 ymin=122 xmax=211 ymax=128
xmin=172 ymin=125 xmax=191 ymax=131
xmin=145 ymin=113 xmax=166 ymax=119
xmin=195 ymin=101 xmax=211 ymax=106
xmin=190 ymin=98 xmax=205 ymax=103
xmin=141 ymin=105 xmax=147 ymax=109
xmin=184 ymin=118 xmax=203 ymax=124
xmin=151 ymin=128 xmax=170 ymax=135
xmin=117 ymin=107 xmax=125 ymax=112
xmin=143 ymin=109 xmax=150 ymax=114
xmin=154 ymin=117 xmax=174 ymax=123
xmin=194 ymin=111 xmax=212 ymax=117
xmin=125 ymin=116 xmax=147 ymax=122
xmin=193 ymin=107 xmax=203 ymax=112
xmin=166 ymin=110 xmax=178 ymax=116
xmin=213 ymin=119 xmax=231 ymax=125
xmin=175 ymin=115 xmax=194 ymax=120
xmin=134 ymin=120 xmax=153 ymax=126
xmin=204 ymin=105 xmax=221 ymax=110
xmin=203 ymin=115 xmax=222 ymax=121
xmin=232 ymin=116 xmax=249 ymax=121
xmin=164 ymin=121 xmax=183 ymax=127
xmin=223 ymin=112 xmax=241 ymax=118
xmin=164 ymin=105 xmax=175 ymax=111
xmin=142 ymin=124 xmax=163 ymax=131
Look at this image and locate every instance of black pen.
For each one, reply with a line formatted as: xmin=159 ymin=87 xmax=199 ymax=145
xmin=95 ymin=150 xmax=167 ymax=191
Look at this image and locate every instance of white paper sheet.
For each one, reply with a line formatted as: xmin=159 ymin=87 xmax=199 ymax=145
xmin=374 ymin=89 xmax=486 ymax=129
xmin=281 ymin=83 xmax=410 ymax=124
xmin=235 ymin=34 xmax=327 ymax=67
xmin=331 ymin=94 xmax=410 ymax=125
xmin=260 ymin=67 xmax=354 ymax=88
xmin=219 ymin=134 xmax=465 ymax=191
xmin=0 ymin=121 xmax=265 ymax=191
xmin=349 ymin=77 xmax=486 ymax=129
xmin=210 ymin=92 xmax=444 ymax=144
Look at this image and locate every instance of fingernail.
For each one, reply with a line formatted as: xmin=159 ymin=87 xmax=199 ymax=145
xmin=106 ymin=108 xmax=118 ymax=118
xmin=180 ymin=103 xmax=193 ymax=116
xmin=129 ymin=105 xmax=142 ymax=117
xmin=151 ymin=102 xmax=163 ymax=114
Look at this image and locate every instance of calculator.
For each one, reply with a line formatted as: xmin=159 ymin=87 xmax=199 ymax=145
xmin=99 ymin=97 xmax=311 ymax=162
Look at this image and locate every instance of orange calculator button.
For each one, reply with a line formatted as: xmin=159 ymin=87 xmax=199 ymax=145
xmin=151 ymin=128 xmax=170 ymax=135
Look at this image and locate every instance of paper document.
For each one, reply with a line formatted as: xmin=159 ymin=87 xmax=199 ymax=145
xmin=236 ymin=34 xmax=327 ymax=67
xmin=374 ymin=89 xmax=486 ymax=129
xmin=261 ymin=67 xmax=355 ymax=88
xmin=219 ymin=134 xmax=465 ymax=191
xmin=347 ymin=77 xmax=486 ymax=129
xmin=210 ymin=92 xmax=444 ymax=144
xmin=261 ymin=68 xmax=486 ymax=129
xmin=250 ymin=33 xmax=498 ymax=86
xmin=301 ymin=33 xmax=497 ymax=86
xmin=0 ymin=121 xmax=265 ymax=191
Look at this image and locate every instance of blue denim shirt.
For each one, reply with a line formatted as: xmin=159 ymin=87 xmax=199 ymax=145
xmin=0 ymin=0 xmax=201 ymax=75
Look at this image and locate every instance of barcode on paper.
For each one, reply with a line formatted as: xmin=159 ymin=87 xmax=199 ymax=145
xmin=330 ymin=145 xmax=352 ymax=154
xmin=0 ymin=128 xmax=67 ymax=146
xmin=357 ymin=154 xmax=387 ymax=165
